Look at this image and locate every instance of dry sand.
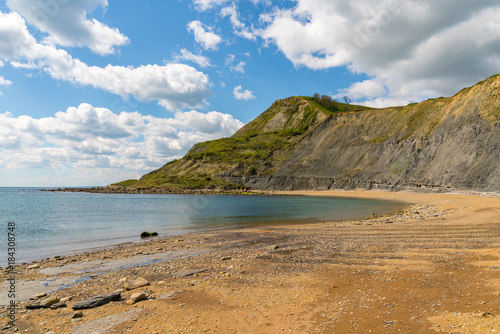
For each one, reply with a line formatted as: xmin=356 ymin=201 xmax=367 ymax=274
xmin=1 ymin=190 xmax=499 ymax=333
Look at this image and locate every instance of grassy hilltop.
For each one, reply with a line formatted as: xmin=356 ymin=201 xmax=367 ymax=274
xmin=113 ymin=75 xmax=500 ymax=193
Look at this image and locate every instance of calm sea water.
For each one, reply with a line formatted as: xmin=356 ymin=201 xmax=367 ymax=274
xmin=0 ymin=187 xmax=402 ymax=263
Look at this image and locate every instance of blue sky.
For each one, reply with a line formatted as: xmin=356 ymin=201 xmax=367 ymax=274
xmin=1 ymin=0 xmax=500 ymax=186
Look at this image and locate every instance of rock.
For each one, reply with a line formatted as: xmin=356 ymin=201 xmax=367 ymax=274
xmin=124 ymin=277 xmax=150 ymax=291
xmin=72 ymin=311 xmax=84 ymax=318
xmin=72 ymin=292 xmax=121 ymax=310
xmin=50 ymin=302 xmax=67 ymax=309
xmin=220 ymin=256 xmax=232 ymax=261
xmin=60 ymin=296 xmax=72 ymax=303
xmin=41 ymin=296 xmax=60 ymax=306
xmin=129 ymin=293 xmax=147 ymax=303
xmin=126 ymin=299 xmax=135 ymax=305
xmin=27 ymin=264 xmax=40 ymax=270
xmin=34 ymin=292 xmax=47 ymax=298
xmin=140 ymin=231 xmax=158 ymax=238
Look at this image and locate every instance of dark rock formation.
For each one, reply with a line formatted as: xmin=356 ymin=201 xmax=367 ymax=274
xmin=72 ymin=292 xmax=121 ymax=310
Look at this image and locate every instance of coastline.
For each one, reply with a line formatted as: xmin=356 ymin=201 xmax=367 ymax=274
xmin=1 ymin=189 xmax=499 ymax=333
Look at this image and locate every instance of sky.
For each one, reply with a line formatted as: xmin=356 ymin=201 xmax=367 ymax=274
xmin=1 ymin=0 xmax=500 ymax=187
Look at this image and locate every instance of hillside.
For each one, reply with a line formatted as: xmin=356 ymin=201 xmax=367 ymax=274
xmin=113 ymin=75 xmax=500 ymax=193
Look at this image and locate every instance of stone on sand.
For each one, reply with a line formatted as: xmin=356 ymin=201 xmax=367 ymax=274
xmin=124 ymin=277 xmax=150 ymax=291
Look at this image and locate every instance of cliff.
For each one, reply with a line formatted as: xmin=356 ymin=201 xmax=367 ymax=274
xmin=114 ymin=75 xmax=500 ymax=193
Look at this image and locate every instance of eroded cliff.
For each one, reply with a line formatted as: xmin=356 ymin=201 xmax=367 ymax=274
xmin=115 ymin=75 xmax=500 ymax=193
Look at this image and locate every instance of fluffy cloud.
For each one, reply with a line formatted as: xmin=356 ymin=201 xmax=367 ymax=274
xmin=174 ymin=49 xmax=212 ymax=68
xmin=0 ymin=11 xmax=211 ymax=110
xmin=233 ymin=85 xmax=255 ymax=100
xmin=0 ymin=76 xmax=12 ymax=86
xmin=260 ymin=0 xmax=500 ymax=106
xmin=6 ymin=0 xmax=129 ymax=56
xmin=0 ymin=104 xmax=244 ymax=184
xmin=187 ymin=20 xmax=223 ymax=51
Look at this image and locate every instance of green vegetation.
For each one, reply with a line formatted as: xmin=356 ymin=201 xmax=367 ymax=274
xmin=125 ymin=170 xmax=242 ymax=190
xmin=114 ymin=96 xmax=342 ymax=190
xmin=114 ymin=179 xmax=139 ymax=187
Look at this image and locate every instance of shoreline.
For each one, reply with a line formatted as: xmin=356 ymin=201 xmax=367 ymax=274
xmin=1 ymin=189 xmax=499 ymax=333
xmin=8 ymin=190 xmax=405 ymax=265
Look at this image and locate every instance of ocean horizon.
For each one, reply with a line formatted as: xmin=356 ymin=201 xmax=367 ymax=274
xmin=0 ymin=187 xmax=403 ymax=264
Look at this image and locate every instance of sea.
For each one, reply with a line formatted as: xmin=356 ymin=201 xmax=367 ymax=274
xmin=0 ymin=187 xmax=403 ymax=264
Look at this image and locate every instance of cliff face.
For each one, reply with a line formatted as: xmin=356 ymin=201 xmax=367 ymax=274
xmin=116 ymin=75 xmax=500 ymax=193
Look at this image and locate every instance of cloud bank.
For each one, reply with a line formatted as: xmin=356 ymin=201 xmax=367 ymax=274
xmin=0 ymin=104 xmax=244 ymax=185
xmin=0 ymin=10 xmax=211 ymax=110
xmin=260 ymin=0 xmax=500 ymax=106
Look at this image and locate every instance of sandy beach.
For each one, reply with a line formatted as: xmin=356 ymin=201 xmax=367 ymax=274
xmin=1 ymin=190 xmax=499 ymax=333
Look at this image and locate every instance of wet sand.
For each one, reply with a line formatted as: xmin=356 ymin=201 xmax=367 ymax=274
xmin=1 ymin=190 xmax=499 ymax=333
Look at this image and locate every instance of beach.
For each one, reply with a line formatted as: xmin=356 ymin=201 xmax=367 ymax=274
xmin=1 ymin=190 xmax=499 ymax=333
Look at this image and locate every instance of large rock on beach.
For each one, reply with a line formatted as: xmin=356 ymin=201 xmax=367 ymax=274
xmin=124 ymin=277 xmax=150 ymax=291
xmin=50 ymin=302 xmax=67 ymax=309
xmin=72 ymin=292 xmax=121 ymax=310
xmin=41 ymin=296 xmax=59 ymax=306
xmin=129 ymin=292 xmax=147 ymax=303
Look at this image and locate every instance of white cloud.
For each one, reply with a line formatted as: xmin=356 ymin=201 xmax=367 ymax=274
xmin=221 ymin=4 xmax=257 ymax=41
xmin=0 ymin=76 xmax=12 ymax=86
xmin=225 ymin=54 xmax=246 ymax=73
xmin=0 ymin=11 xmax=211 ymax=110
xmin=0 ymin=72 xmax=12 ymax=95
xmin=233 ymin=85 xmax=255 ymax=100
xmin=193 ymin=0 xmax=231 ymax=11
xmin=0 ymin=103 xmax=244 ymax=185
xmin=187 ymin=20 xmax=222 ymax=51
xmin=260 ymin=0 xmax=500 ymax=106
xmin=335 ymin=78 xmax=386 ymax=101
xmin=174 ymin=49 xmax=212 ymax=68
xmin=7 ymin=0 xmax=129 ymax=56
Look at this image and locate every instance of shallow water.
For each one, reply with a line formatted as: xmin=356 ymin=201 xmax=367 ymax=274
xmin=0 ymin=187 xmax=403 ymax=263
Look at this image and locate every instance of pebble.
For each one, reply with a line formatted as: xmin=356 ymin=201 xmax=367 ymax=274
xmin=72 ymin=311 xmax=84 ymax=319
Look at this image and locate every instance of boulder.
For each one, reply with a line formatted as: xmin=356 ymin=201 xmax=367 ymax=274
xmin=50 ymin=302 xmax=67 ymax=309
xmin=41 ymin=296 xmax=59 ymax=306
xmin=129 ymin=293 xmax=147 ymax=303
xmin=124 ymin=277 xmax=149 ymax=291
